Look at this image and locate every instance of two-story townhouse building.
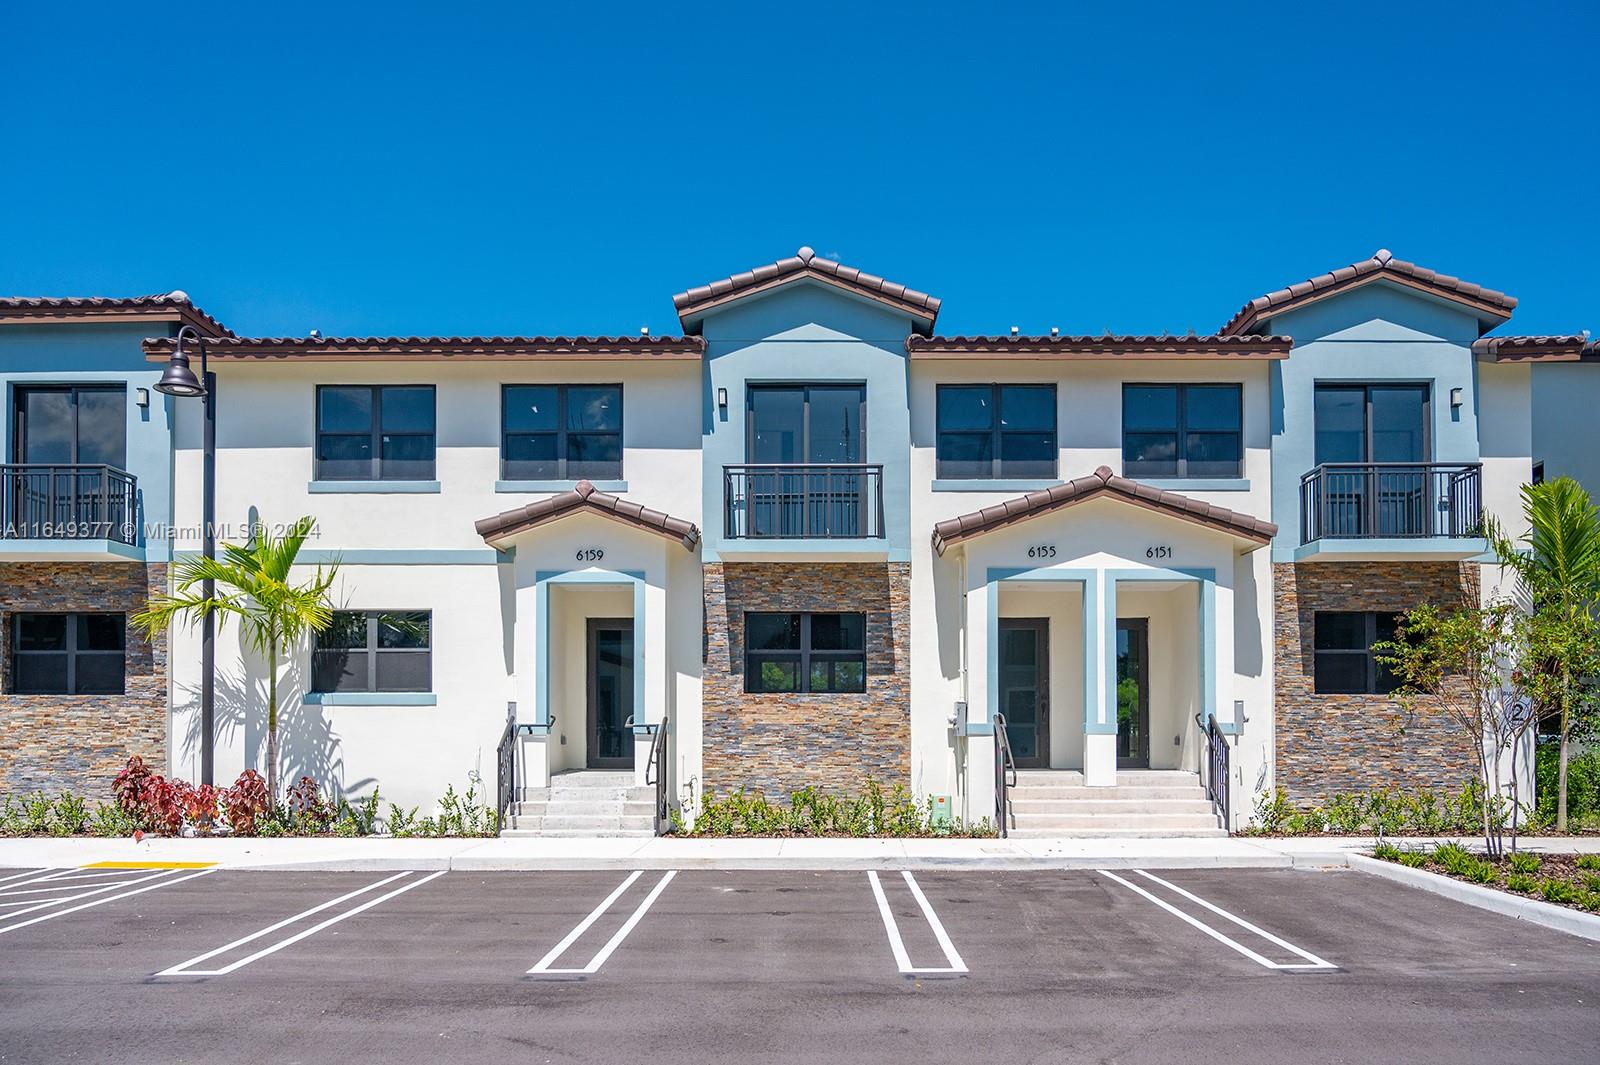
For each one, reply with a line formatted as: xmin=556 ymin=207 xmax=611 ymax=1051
xmin=0 ymin=294 xmax=230 ymax=795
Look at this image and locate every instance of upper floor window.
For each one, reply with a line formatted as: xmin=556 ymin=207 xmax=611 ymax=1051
xmin=316 ymin=386 xmax=435 ymax=481
xmin=745 ymin=611 xmax=866 ymax=693
xmin=936 ymin=384 xmax=1056 ymax=480
xmin=12 ymin=386 xmax=126 ymax=468
xmin=10 ymin=613 xmax=125 ymax=694
xmin=312 ymin=610 xmax=432 ymax=693
xmin=747 ymin=384 xmax=864 ymax=464
xmin=1314 ymin=384 xmax=1429 ymax=465
xmin=502 ymin=385 xmax=622 ymax=481
xmin=1123 ymin=384 xmax=1242 ymax=479
xmin=1313 ymin=611 xmax=1398 ymax=694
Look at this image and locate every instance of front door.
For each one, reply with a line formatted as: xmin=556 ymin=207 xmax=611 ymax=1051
xmin=586 ymin=618 xmax=635 ymax=769
xmin=1116 ymin=618 xmax=1150 ymax=769
xmin=998 ymin=618 xmax=1049 ymax=769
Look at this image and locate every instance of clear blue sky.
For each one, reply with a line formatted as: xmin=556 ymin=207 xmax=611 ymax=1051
xmin=4 ymin=1 xmax=1595 ymax=339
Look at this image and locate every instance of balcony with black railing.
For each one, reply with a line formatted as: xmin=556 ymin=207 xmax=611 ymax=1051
xmin=1 ymin=465 xmax=139 ymax=546
xmin=1299 ymin=462 xmax=1482 ymax=544
xmin=723 ymin=464 xmax=885 ymax=540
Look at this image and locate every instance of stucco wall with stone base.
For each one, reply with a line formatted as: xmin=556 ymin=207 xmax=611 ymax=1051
xmin=0 ymin=562 xmax=168 ymax=796
xmin=1273 ymin=560 xmax=1480 ymax=804
xmin=702 ymin=561 xmax=910 ymax=798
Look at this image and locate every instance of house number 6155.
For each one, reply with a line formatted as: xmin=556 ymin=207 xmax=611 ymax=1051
xmin=576 ymin=547 xmax=605 ymax=562
xmin=1028 ymin=545 xmax=1056 ymax=559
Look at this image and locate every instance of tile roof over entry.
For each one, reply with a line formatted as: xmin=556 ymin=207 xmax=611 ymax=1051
xmin=1221 ymin=249 xmax=1517 ymax=336
xmin=931 ymin=466 xmax=1276 ymax=556
xmin=907 ymin=334 xmax=1291 ymax=359
xmin=1471 ymin=334 xmax=1598 ymax=362
xmin=672 ymin=246 xmax=941 ymax=335
xmin=1 ymin=293 xmax=233 ymax=337
xmin=143 ymin=334 xmax=704 ymax=362
xmin=476 ymin=480 xmax=701 ymax=550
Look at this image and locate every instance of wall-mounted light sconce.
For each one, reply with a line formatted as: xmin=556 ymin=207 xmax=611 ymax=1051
xmin=1450 ymin=387 xmax=1464 ymax=410
xmin=135 ymin=387 xmax=150 ymax=409
xmin=717 ymin=387 xmax=728 ymax=412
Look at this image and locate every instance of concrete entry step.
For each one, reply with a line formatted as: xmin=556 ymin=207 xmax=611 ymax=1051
xmin=1005 ymin=768 xmax=1219 ymax=838
xmin=1006 ymin=826 xmax=1230 ymax=838
xmin=504 ymin=770 xmax=656 ymax=837
xmin=1009 ymin=798 xmax=1219 ymax=816
xmin=1012 ymin=769 xmax=1203 ymax=787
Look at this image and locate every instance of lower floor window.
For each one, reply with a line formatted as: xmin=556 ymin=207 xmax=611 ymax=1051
xmin=1313 ymin=611 xmax=1399 ymax=694
xmin=313 ymin=611 xmax=432 ymax=693
xmin=745 ymin=612 xmax=867 ymax=694
xmin=10 ymin=613 xmax=125 ymax=695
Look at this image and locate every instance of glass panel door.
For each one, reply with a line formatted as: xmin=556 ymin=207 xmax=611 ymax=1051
xmin=745 ymin=385 xmax=866 ymax=536
xmin=12 ymin=387 xmax=127 ymax=538
xmin=998 ymin=618 xmax=1049 ymax=769
xmin=587 ymin=619 xmax=635 ymax=769
xmin=1116 ymin=619 xmax=1150 ymax=769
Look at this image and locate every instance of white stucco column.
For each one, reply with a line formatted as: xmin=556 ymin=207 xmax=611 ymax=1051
xmin=1084 ymin=571 xmax=1117 ymax=787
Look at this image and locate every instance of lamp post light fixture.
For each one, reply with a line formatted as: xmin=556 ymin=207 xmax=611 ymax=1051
xmin=153 ymin=324 xmax=218 ymax=786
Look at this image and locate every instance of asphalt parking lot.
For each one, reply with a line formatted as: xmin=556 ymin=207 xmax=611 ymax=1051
xmin=1 ymin=864 xmax=1596 ymax=1064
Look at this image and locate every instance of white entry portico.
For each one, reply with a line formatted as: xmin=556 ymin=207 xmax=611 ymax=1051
xmin=930 ymin=467 xmax=1276 ymax=827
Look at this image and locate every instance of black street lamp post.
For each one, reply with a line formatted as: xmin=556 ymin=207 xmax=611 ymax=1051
xmin=153 ymin=325 xmax=217 ymax=786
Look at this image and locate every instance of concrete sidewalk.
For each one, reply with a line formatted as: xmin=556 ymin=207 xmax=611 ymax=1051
xmin=1 ymin=833 xmax=1596 ymax=872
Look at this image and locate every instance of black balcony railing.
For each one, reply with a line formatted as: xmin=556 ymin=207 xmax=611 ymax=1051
xmin=1 ymin=464 xmax=138 ymax=545
xmin=1300 ymin=462 xmax=1482 ymax=543
xmin=724 ymin=464 xmax=885 ymax=540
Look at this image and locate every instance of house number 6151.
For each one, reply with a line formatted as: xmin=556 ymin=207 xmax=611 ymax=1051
xmin=1146 ymin=545 xmax=1172 ymax=559
xmin=576 ymin=547 xmax=605 ymax=562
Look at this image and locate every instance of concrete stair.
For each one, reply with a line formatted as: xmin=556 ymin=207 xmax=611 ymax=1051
xmin=502 ymin=770 xmax=655 ymax=837
xmin=1004 ymin=769 xmax=1225 ymax=838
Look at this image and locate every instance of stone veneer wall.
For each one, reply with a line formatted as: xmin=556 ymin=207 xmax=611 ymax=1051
xmin=1273 ymin=560 xmax=1480 ymax=804
xmin=702 ymin=561 xmax=910 ymax=798
xmin=0 ymin=562 xmax=168 ymax=796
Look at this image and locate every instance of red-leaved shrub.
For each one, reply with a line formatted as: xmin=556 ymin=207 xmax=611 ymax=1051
xmin=176 ymin=783 xmax=222 ymax=834
xmin=224 ymin=770 xmax=271 ymax=836
xmin=286 ymin=776 xmax=332 ymax=830
xmin=113 ymin=755 xmax=156 ymax=819
xmin=139 ymin=776 xmax=185 ymax=836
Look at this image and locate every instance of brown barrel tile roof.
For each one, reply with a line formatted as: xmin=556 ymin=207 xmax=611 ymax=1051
xmin=673 ymin=246 xmax=941 ymax=334
xmin=931 ymin=466 xmax=1276 ymax=556
xmin=475 ymin=480 xmax=700 ymax=550
xmin=143 ymin=334 xmax=705 ymax=362
xmin=907 ymin=333 xmax=1291 ymax=359
xmin=1471 ymin=334 xmax=1593 ymax=362
xmin=1221 ymin=249 xmax=1517 ymax=335
xmin=1 ymin=293 xmax=232 ymax=337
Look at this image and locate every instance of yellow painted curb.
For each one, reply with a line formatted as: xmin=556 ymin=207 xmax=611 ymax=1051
xmin=80 ymin=861 xmax=218 ymax=870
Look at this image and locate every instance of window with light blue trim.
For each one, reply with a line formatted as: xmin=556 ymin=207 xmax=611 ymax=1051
xmin=312 ymin=610 xmax=431 ymax=694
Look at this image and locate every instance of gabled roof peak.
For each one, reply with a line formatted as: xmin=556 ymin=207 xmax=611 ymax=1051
xmin=673 ymin=247 xmax=941 ymax=335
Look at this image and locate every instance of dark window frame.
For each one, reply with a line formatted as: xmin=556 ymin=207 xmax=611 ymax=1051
xmin=1121 ymin=383 xmax=1243 ymax=479
xmin=1312 ymin=611 xmax=1400 ymax=695
xmin=935 ymin=383 xmax=1058 ymax=480
xmin=9 ymin=611 xmax=126 ymax=695
xmin=1312 ymin=382 xmax=1432 ymax=465
xmin=314 ymin=385 xmax=437 ymax=482
xmin=311 ymin=610 xmax=433 ymax=694
xmin=744 ymin=383 xmax=868 ymax=464
xmin=500 ymin=383 xmax=625 ymax=481
xmin=12 ymin=384 xmax=128 ymax=467
xmin=744 ymin=611 xmax=867 ymax=694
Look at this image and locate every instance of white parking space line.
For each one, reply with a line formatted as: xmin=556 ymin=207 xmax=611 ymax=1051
xmin=155 ymin=870 xmax=445 ymax=977
xmin=0 ymin=869 xmax=216 ymax=937
xmin=868 ymin=871 xmax=968 ymax=976
xmin=528 ymin=870 xmax=676 ymax=977
xmin=0 ymin=869 xmax=54 ymax=887
xmin=0 ymin=869 xmax=183 ymax=922
xmin=1098 ymin=869 xmax=1336 ymax=971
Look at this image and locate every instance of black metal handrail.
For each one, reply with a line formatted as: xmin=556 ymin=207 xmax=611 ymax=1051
xmin=494 ymin=711 xmax=517 ymax=830
xmin=994 ymin=712 xmax=1017 ymax=838
xmin=1 ymin=464 xmax=138 ymax=545
xmin=644 ymin=715 xmax=670 ymax=835
xmin=723 ymin=463 xmax=885 ymax=539
xmin=1198 ymin=713 xmax=1229 ymax=829
xmin=1299 ymin=462 xmax=1482 ymax=543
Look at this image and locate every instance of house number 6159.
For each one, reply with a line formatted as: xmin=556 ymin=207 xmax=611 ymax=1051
xmin=576 ymin=547 xmax=605 ymax=562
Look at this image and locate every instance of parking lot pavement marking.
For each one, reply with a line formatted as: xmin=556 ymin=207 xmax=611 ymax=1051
xmin=155 ymin=870 xmax=445 ymax=978
xmin=1098 ymin=870 xmax=1336 ymax=972
xmin=0 ymin=868 xmax=191 ymax=922
xmin=0 ymin=869 xmax=215 ymax=938
xmin=0 ymin=869 xmax=52 ymax=887
xmin=528 ymin=870 xmax=676 ymax=977
xmin=868 ymin=871 xmax=969 ymax=977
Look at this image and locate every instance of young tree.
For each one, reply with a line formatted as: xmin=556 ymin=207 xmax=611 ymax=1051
xmin=134 ymin=516 xmax=338 ymax=802
xmin=1378 ymin=600 xmax=1536 ymax=859
xmin=1484 ymin=477 xmax=1600 ymax=831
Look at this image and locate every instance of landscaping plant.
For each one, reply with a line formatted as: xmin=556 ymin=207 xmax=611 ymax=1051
xmin=133 ymin=514 xmax=338 ymax=804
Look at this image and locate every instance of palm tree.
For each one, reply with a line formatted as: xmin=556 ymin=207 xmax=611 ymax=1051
xmin=1485 ymin=477 xmax=1600 ymax=831
xmin=135 ymin=515 xmax=338 ymax=802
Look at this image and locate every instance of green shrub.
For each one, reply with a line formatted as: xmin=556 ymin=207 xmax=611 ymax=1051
xmin=1505 ymin=873 xmax=1537 ymax=893
xmin=1581 ymin=892 xmax=1600 ymax=913
xmin=1539 ymin=877 xmax=1579 ymax=904
xmin=1507 ymin=851 xmax=1542 ymax=875
xmin=1535 ymin=742 xmax=1600 ymax=825
xmin=1372 ymin=841 xmax=1402 ymax=862
xmin=685 ymin=782 xmax=992 ymax=837
xmin=1250 ymin=788 xmax=1292 ymax=834
xmin=1583 ymin=873 xmax=1600 ymax=894
xmin=89 ymin=801 xmax=137 ymax=838
xmin=1324 ymin=793 xmax=1370 ymax=834
xmin=1403 ymin=790 xmax=1451 ymax=834
xmin=1398 ymin=851 xmax=1429 ymax=868
xmin=1576 ymin=854 xmax=1600 ymax=872
xmin=387 ymin=804 xmax=419 ymax=837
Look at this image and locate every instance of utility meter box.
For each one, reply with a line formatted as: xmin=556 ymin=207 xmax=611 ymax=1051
xmin=930 ymin=794 xmax=952 ymax=829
